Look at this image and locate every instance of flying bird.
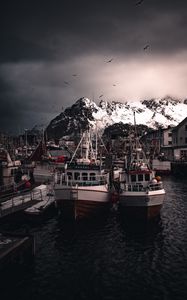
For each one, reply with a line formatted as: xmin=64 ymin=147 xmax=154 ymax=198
xmin=143 ymin=44 xmax=150 ymax=50
xmin=64 ymin=81 xmax=69 ymax=85
xmin=113 ymin=84 xmax=116 ymax=87
xmin=135 ymin=0 xmax=144 ymax=6
xmin=72 ymin=74 xmax=77 ymax=77
xmin=106 ymin=58 xmax=113 ymax=63
xmin=99 ymin=94 xmax=103 ymax=98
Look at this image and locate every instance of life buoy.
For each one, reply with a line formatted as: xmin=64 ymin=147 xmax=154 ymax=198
xmin=90 ymin=159 xmax=95 ymax=165
xmin=152 ymin=178 xmax=157 ymax=183
xmin=155 ymin=176 xmax=161 ymax=182
xmin=25 ymin=181 xmax=31 ymax=189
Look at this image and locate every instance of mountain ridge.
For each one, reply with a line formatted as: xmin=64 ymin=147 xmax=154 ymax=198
xmin=46 ymin=96 xmax=187 ymax=139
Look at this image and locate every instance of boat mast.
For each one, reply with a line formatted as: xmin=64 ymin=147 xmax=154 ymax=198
xmin=25 ymin=129 xmax=28 ymax=158
xmin=133 ymin=111 xmax=138 ymax=150
xmin=88 ymin=130 xmax=95 ymax=160
xmin=70 ymin=133 xmax=85 ymax=163
xmin=85 ymin=131 xmax=89 ymax=160
xmin=95 ymin=123 xmax=98 ymax=161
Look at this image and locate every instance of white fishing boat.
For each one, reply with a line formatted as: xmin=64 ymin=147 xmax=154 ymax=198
xmin=119 ymin=115 xmax=166 ymax=220
xmin=54 ymin=130 xmax=111 ymax=220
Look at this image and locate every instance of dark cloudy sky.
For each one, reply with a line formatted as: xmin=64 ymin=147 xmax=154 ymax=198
xmin=1 ymin=0 xmax=187 ymax=134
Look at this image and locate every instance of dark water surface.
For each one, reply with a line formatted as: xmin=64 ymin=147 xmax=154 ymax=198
xmin=0 ymin=176 xmax=187 ymax=300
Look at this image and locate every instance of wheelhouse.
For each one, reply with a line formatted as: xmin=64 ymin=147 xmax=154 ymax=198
xmin=120 ymin=170 xmax=152 ymax=184
xmin=55 ymin=163 xmax=108 ymax=187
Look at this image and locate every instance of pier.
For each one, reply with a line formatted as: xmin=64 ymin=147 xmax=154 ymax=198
xmin=0 ymin=185 xmax=48 ymax=219
xmin=0 ymin=233 xmax=35 ymax=271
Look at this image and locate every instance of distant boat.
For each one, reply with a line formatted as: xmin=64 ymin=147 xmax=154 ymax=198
xmin=28 ymin=139 xmax=47 ymax=162
xmin=0 ymin=148 xmax=32 ymax=198
xmin=32 ymin=163 xmax=54 ymax=184
xmin=151 ymin=158 xmax=171 ymax=175
xmin=119 ymin=114 xmax=166 ymax=220
xmin=54 ymin=130 xmax=112 ymax=220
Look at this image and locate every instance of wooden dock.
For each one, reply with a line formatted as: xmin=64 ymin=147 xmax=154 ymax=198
xmin=24 ymin=192 xmax=55 ymax=217
xmin=0 ymin=185 xmax=48 ymax=219
xmin=0 ymin=234 xmax=35 ymax=270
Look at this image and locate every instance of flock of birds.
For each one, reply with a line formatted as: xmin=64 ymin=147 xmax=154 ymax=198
xmin=63 ymin=0 xmax=149 ymax=100
xmin=63 ymin=61 xmax=119 ymax=93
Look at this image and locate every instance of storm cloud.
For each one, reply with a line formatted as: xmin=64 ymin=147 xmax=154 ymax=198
xmin=1 ymin=0 xmax=187 ymax=133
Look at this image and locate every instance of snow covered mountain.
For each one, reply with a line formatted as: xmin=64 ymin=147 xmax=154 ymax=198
xmin=46 ymin=96 xmax=187 ymax=139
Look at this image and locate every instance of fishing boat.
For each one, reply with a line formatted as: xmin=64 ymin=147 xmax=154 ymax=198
xmin=54 ymin=130 xmax=112 ymax=220
xmin=0 ymin=148 xmax=33 ymax=199
xmin=119 ymin=114 xmax=166 ymax=220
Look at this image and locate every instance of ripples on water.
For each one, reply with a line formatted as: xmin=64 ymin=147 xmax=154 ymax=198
xmin=0 ymin=176 xmax=187 ymax=300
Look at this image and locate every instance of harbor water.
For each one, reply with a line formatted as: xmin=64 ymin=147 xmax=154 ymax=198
xmin=0 ymin=175 xmax=187 ymax=300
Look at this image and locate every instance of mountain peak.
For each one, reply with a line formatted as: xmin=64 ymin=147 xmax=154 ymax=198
xmin=46 ymin=96 xmax=187 ymax=139
xmin=75 ymin=97 xmax=97 ymax=108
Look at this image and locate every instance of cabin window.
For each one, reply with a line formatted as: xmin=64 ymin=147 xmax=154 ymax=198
xmin=82 ymin=173 xmax=88 ymax=181
xmin=145 ymin=174 xmax=150 ymax=181
xmin=74 ymin=172 xmax=80 ymax=180
xmin=180 ymin=150 xmax=187 ymax=160
xmin=131 ymin=175 xmax=136 ymax=182
xmin=138 ymin=174 xmax=143 ymax=181
xmin=90 ymin=173 xmax=96 ymax=181
xmin=67 ymin=172 xmax=72 ymax=180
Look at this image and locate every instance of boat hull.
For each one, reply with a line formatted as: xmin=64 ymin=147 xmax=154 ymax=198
xmin=55 ymin=185 xmax=110 ymax=220
xmin=57 ymin=199 xmax=110 ymax=220
xmin=119 ymin=190 xmax=165 ymax=220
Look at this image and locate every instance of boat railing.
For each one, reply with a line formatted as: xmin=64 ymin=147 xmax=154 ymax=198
xmin=148 ymin=182 xmax=164 ymax=191
xmin=0 ymin=187 xmax=47 ymax=218
xmin=54 ymin=172 xmax=63 ymax=185
xmin=55 ymin=172 xmax=108 ymax=187
xmin=122 ymin=181 xmax=163 ymax=192
xmin=0 ymin=187 xmax=46 ymax=204
xmin=67 ymin=181 xmax=105 ymax=187
xmin=123 ymin=184 xmax=146 ymax=192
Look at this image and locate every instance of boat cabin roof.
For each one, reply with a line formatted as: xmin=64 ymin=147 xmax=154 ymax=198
xmin=128 ymin=169 xmax=151 ymax=175
xmin=67 ymin=162 xmax=100 ymax=171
